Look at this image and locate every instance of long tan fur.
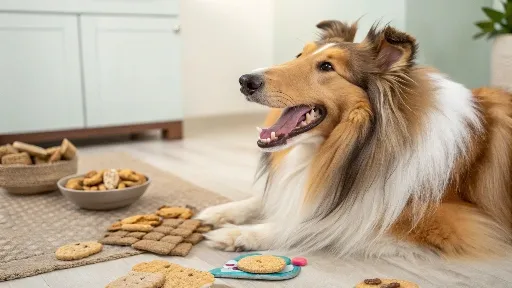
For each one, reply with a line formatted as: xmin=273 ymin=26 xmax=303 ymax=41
xmin=260 ymin=23 xmax=512 ymax=257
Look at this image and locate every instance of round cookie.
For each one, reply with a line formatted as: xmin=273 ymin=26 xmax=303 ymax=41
xmin=55 ymin=241 xmax=102 ymax=261
xmin=356 ymin=278 xmax=419 ymax=288
xmin=163 ymin=267 xmax=214 ymax=288
xmin=237 ymin=255 xmax=286 ymax=274
xmin=106 ymin=271 xmax=165 ymax=288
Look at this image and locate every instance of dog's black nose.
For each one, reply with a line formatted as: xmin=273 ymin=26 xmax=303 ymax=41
xmin=239 ymin=74 xmax=263 ymax=95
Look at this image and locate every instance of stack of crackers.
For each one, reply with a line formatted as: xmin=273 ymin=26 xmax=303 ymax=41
xmin=100 ymin=206 xmax=212 ymax=257
xmin=0 ymin=139 xmax=77 ymax=165
xmin=107 ymin=260 xmax=215 ymax=288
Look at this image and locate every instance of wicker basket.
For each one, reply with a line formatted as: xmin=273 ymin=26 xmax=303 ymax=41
xmin=0 ymin=157 xmax=78 ymax=195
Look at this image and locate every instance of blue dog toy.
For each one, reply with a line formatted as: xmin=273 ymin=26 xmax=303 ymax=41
xmin=209 ymin=253 xmax=301 ymax=280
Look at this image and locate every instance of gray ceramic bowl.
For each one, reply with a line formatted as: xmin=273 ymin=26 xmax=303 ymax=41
xmin=57 ymin=173 xmax=151 ymax=210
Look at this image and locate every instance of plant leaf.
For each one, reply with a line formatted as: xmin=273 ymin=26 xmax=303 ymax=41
xmin=486 ymin=30 xmax=500 ymax=39
xmin=475 ymin=20 xmax=495 ymax=31
xmin=483 ymin=7 xmax=505 ymax=22
xmin=473 ymin=31 xmax=487 ymax=39
xmin=505 ymin=2 xmax=512 ymax=29
xmin=505 ymin=1 xmax=512 ymax=15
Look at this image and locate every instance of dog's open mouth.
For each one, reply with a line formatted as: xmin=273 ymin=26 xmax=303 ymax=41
xmin=257 ymin=105 xmax=326 ymax=148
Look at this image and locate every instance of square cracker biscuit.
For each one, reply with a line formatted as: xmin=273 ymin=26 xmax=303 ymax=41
xmin=107 ymin=231 xmax=129 ymax=238
xmin=161 ymin=218 xmax=184 ymax=228
xmin=132 ymin=240 xmax=176 ymax=255
xmin=160 ymin=235 xmax=184 ymax=244
xmin=170 ymin=242 xmax=193 ymax=257
xmin=183 ymin=233 xmax=204 ymax=245
xmin=152 ymin=226 xmax=174 ymax=235
xmin=143 ymin=232 xmax=165 ymax=241
xmin=126 ymin=232 xmax=147 ymax=239
xmin=169 ymin=228 xmax=193 ymax=238
xmin=179 ymin=219 xmax=201 ymax=230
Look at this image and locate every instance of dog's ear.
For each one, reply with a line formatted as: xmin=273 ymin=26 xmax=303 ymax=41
xmin=364 ymin=25 xmax=417 ymax=72
xmin=316 ymin=20 xmax=358 ymax=42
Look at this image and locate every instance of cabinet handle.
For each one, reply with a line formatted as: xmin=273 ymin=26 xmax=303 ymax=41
xmin=173 ymin=24 xmax=180 ymax=33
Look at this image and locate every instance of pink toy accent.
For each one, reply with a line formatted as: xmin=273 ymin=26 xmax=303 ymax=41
xmin=292 ymin=257 xmax=307 ymax=266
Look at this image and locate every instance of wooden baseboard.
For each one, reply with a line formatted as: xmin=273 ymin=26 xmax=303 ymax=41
xmin=0 ymin=121 xmax=182 ymax=145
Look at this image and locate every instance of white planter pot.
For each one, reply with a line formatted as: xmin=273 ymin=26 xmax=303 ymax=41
xmin=491 ymin=34 xmax=512 ymax=92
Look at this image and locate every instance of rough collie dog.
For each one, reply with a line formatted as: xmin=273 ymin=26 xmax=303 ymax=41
xmin=197 ymin=20 xmax=512 ymax=259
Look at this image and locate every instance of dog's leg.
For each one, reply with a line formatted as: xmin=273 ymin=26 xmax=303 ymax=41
xmin=204 ymin=223 xmax=275 ymax=252
xmin=195 ymin=196 xmax=262 ymax=228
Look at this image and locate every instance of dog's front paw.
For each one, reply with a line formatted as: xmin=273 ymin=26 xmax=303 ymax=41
xmin=195 ymin=202 xmax=249 ymax=228
xmin=204 ymin=225 xmax=246 ymax=252
xmin=194 ymin=205 xmax=231 ymax=228
xmin=204 ymin=224 xmax=272 ymax=252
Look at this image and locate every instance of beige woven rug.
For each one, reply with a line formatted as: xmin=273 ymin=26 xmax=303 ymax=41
xmin=0 ymin=152 xmax=228 ymax=281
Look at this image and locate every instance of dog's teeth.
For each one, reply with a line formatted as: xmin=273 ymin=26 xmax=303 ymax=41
xmin=306 ymin=113 xmax=314 ymax=124
xmin=266 ymin=138 xmax=271 ymax=143
xmin=310 ymin=110 xmax=316 ymax=117
xmin=256 ymin=127 xmax=262 ymax=133
xmin=301 ymin=121 xmax=307 ymax=127
xmin=271 ymin=132 xmax=277 ymax=140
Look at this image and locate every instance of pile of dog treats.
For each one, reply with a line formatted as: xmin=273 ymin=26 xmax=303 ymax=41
xmin=0 ymin=139 xmax=77 ymax=165
xmin=66 ymin=169 xmax=147 ymax=191
xmin=100 ymin=205 xmax=211 ymax=257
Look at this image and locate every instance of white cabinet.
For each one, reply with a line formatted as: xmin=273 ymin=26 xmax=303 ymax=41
xmin=0 ymin=13 xmax=83 ymax=134
xmin=0 ymin=0 xmax=179 ymax=16
xmin=0 ymin=4 xmax=183 ymax=142
xmin=80 ymin=16 xmax=182 ymax=127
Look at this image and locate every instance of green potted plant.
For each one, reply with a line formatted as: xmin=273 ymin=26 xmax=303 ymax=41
xmin=474 ymin=0 xmax=512 ymax=91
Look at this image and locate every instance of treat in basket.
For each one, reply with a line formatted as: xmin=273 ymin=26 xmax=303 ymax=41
xmin=0 ymin=139 xmax=77 ymax=166
xmin=0 ymin=139 xmax=79 ymax=195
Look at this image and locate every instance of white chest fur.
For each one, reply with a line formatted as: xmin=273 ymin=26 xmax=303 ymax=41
xmin=262 ymin=136 xmax=323 ymax=225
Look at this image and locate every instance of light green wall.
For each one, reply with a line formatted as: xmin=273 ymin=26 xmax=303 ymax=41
xmin=405 ymin=0 xmax=492 ymax=88
xmin=273 ymin=0 xmax=492 ymax=88
xmin=273 ymin=0 xmax=405 ymax=64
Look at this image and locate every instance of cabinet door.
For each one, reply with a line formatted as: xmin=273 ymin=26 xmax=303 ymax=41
xmin=80 ymin=16 xmax=182 ymax=127
xmin=0 ymin=14 xmax=84 ymax=134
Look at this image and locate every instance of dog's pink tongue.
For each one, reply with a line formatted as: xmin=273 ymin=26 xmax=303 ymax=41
xmin=260 ymin=106 xmax=311 ymax=139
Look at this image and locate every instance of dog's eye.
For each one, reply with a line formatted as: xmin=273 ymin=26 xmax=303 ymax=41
xmin=296 ymin=53 xmax=302 ymax=58
xmin=318 ymin=62 xmax=334 ymax=72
